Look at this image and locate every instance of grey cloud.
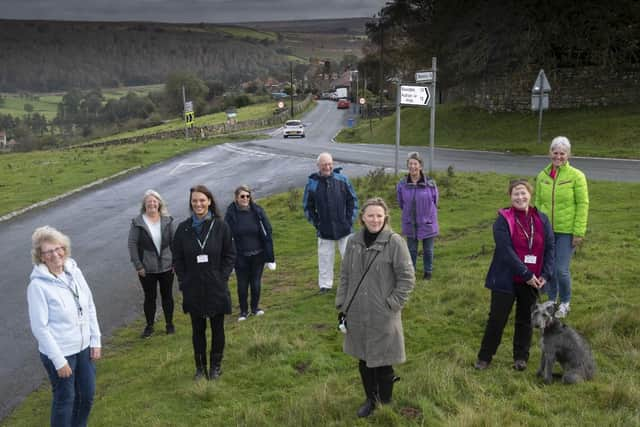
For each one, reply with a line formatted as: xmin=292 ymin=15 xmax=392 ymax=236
xmin=2 ymin=0 xmax=387 ymax=23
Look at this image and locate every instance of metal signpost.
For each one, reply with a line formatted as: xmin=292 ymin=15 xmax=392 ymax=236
xmin=184 ymin=100 xmax=194 ymax=138
xmin=394 ymin=57 xmax=437 ymax=174
xmin=531 ymin=69 xmax=551 ymax=144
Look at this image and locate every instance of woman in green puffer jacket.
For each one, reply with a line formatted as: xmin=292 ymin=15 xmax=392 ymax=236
xmin=534 ymin=136 xmax=589 ymax=319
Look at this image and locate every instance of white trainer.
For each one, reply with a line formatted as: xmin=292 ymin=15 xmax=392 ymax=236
xmin=555 ymin=302 xmax=570 ymax=318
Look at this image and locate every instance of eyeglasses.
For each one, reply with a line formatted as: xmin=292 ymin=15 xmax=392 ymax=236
xmin=239 ymin=194 xmax=251 ymax=199
xmin=42 ymin=246 xmax=65 ymax=258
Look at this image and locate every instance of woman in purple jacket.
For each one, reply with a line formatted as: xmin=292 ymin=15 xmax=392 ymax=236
xmin=396 ymin=152 xmax=439 ymax=280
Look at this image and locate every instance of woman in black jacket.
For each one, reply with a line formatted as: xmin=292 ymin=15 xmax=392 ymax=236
xmin=224 ymin=185 xmax=275 ymax=321
xmin=172 ymin=185 xmax=236 ymax=380
xmin=475 ymin=179 xmax=554 ymax=372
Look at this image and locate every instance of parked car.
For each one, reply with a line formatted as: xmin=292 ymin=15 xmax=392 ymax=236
xmin=337 ymin=99 xmax=350 ymax=109
xmin=283 ymin=120 xmax=305 ymax=138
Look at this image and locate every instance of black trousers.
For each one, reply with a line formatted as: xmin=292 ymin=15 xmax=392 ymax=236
xmin=477 ymin=285 xmax=538 ymax=363
xmin=138 ymin=270 xmax=174 ymax=326
xmin=235 ymin=253 xmax=265 ymax=315
xmin=190 ymin=313 xmax=225 ymax=357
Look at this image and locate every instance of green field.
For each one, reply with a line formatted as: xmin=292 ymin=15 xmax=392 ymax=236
xmin=338 ymin=103 xmax=640 ymax=159
xmin=87 ymin=101 xmax=284 ymax=143
xmin=4 ymin=170 xmax=639 ymax=426
xmin=0 ymin=84 xmax=164 ymax=120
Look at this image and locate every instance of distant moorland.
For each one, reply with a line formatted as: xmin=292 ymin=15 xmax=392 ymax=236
xmin=0 ymin=18 xmax=370 ymax=92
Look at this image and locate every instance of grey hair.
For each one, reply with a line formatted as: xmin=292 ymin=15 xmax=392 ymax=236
xmin=316 ymin=152 xmax=333 ymax=164
xmin=31 ymin=225 xmax=71 ymax=265
xmin=550 ymin=136 xmax=571 ymax=155
xmin=140 ymin=189 xmax=170 ymax=216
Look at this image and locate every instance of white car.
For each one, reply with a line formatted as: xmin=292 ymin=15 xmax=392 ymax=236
xmin=283 ymin=120 xmax=305 ymax=138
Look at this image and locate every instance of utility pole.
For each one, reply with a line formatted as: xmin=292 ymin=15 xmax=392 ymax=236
xmin=290 ymin=62 xmax=294 ymax=118
xmin=378 ymin=16 xmax=384 ymax=120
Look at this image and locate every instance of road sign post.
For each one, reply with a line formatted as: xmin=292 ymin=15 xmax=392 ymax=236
xmin=429 ymin=57 xmax=437 ymax=174
xmin=531 ymin=69 xmax=551 ymax=144
xmin=394 ymin=57 xmax=437 ymax=174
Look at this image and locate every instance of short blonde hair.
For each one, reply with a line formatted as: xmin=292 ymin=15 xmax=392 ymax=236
xmin=31 ymin=226 xmax=71 ymax=265
xmin=359 ymin=197 xmax=391 ymax=230
xmin=140 ymin=189 xmax=169 ymax=216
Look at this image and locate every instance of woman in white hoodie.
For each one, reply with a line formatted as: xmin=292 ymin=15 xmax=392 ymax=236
xmin=27 ymin=226 xmax=101 ymax=427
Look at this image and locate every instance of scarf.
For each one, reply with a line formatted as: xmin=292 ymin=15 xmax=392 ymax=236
xmin=191 ymin=211 xmax=212 ymax=235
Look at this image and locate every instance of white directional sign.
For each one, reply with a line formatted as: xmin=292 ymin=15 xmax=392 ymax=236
xmin=415 ymin=71 xmax=433 ymax=83
xmin=400 ymin=85 xmax=431 ymax=107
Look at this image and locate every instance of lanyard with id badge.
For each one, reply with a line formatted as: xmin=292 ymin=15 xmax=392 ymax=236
xmin=196 ymin=219 xmax=215 ymax=264
xmin=516 ymin=215 xmax=537 ymax=265
xmin=61 ymin=272 xmax=84 ymax=323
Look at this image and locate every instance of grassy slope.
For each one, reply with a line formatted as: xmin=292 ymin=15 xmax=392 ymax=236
xmin=4 ymin=171 xmax=639 ymax=426
xmin=88 ymin=101 xmax=280 ymax=143
xmin=338 ymin=103 xmax=640 ymax=159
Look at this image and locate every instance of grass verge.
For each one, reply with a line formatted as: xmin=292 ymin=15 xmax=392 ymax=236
xmin=338 ymin=103 xmax=640 ymax=159
xmin=4 ymin=170 xmax=639 ymax=426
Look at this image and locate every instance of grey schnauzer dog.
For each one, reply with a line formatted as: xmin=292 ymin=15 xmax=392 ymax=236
xmin=531 ymin=301 xmax=596 ymax=384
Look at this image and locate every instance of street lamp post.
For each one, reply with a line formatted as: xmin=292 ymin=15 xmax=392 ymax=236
xmin=290 ymin=62 xmax=294 ymax=118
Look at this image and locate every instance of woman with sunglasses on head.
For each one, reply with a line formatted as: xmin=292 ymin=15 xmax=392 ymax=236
xmin=172 ymin=185 xmax=236 ymax=380
xmin=224 ymin=185 xmax=275 ymax=322
xmin=28 ymin=226 xmax=101 ymax=427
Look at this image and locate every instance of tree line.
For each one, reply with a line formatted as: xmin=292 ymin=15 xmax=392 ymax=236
xmin=357 ymin=0 xmax=640 ymax=92
xmin=0 ymin=74 xmax=260 ymax=151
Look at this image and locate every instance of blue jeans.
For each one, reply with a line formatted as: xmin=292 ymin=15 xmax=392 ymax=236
xmin=406 ymin=237 xmax=435 ymax=273
xmin=40 ymin=347 xmax=96 ymax=427
xmin=546 ymin=233 xmax=574 ymax=304
xmin=235 ymin=253 xmax=265 ymax=314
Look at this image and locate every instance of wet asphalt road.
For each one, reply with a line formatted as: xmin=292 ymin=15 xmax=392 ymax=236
xmin=1 ymin=100 xmax=638 ymax=419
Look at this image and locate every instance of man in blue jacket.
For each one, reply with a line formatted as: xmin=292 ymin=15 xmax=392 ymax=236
xmin=303 ymin=152 xmax=359 ymax=294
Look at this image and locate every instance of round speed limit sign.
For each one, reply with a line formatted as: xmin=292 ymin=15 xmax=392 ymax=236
xmin=359 ymin=97 xmax=366 ymax=105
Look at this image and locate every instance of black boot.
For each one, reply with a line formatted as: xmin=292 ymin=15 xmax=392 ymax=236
xmin=357 ymin=361 xmax=377 ymax=417
xmin=209 ymin=353 xmax=223 ymax=380
xmin=194 ymin=353 xmax=208 ymax=380
xmin=377 ymin=368 xmax=399 ymax=404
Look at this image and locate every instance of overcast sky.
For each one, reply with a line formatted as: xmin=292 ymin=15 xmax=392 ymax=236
xmin=2 ymin=0 xmax=388 ymax=23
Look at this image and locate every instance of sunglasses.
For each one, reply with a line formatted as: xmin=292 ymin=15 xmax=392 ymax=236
xmin=239 ymin=194 xmax=251 ymax=199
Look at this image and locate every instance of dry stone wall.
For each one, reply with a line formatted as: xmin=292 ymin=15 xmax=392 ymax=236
xmin=445 ymin=66 xmax=640 ymax=112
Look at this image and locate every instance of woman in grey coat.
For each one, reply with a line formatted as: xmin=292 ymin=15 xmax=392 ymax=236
xmin=336 ymin=197 xmax=415 ymax=418
xmin=128 ymin=189 xmax=176 ymax=338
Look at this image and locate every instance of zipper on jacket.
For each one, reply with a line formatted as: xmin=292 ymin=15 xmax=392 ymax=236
xmin=551 ymin=169 xmax=558 ymax=228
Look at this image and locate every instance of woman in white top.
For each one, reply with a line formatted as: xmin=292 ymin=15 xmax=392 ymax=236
xmin=28 ymin=226 xmax=101 ymax=427
xmin=128 ymin=190 xmax=176 ymax=338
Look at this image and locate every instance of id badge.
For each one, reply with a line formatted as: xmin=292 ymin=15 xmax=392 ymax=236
xmin=197 ymin=254 xmax=209 ymax=264
xmin=524 ymin=254 xmax=537 ymax=264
